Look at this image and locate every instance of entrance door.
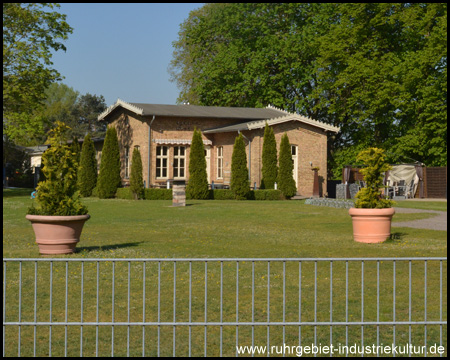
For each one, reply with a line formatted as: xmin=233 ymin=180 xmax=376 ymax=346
xmin=204 ymin=146 xmax=211 ymax=184
xmin=291 ymin=145 xmax=298 ymax=189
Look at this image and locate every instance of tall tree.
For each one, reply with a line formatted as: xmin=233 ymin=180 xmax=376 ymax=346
xmin=186 ymin=128 xmax=209 ymax=199
xmin=78 ymin=133 xmax=97 ymax=197
xmin=3 ymin=3 xmax=73 ymax=144
xmin=170 ymin=3 xmax=447 ymax=174
xmin=277 ymin=134 xmax=297 ymax=199
xmin=230 ymin=133 xmax=249 ymax=200
xmin=70 ymin=93 xmax=107 ymax=138
xmin=130 ymin=147 xmax=144 ymax=200
xmin=97 ymin=127 xmax=121 ymax=199
xmin=260 ymin=123 xmax=278 ymax=189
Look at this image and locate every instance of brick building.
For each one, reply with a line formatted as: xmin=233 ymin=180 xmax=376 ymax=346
xmin=98 ymin=99 xmax=340 ymax=196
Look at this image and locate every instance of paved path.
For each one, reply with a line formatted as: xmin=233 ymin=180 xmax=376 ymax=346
xmin=392 ymin=207 xmax=447 ymax=231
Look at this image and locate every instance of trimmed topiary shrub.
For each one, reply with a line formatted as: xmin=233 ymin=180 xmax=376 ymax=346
xmin=231 ymin=133 xmax=249 ymax=200
xmin=211 ymin=189 xmax=235 ymax=200
xmin=130 ymin=147 xmax=144 ymax=199
xmin=260 ymin=123 xmax=278 ymax=189
xmin=27 ymin=122 xmax=88 ymax=216
xmin=277 ymin=133 xmax=297 ymax=199
xmin=253 ymin=189 xmax=284 ymax=200
xmin=97 ymin=126 xmax=121 ymax=199
xmin=116 ymin=187 xmax=134 ymax=199
xmin=144 ymin=188 xmax=173 ymax=200
xmin=78 ymin=133 xmax=97 ymax=197
xmin=186 ymin=128 xmax=209 ymax=199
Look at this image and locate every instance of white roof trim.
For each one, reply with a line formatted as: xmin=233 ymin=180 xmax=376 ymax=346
xmin=247 ymin=113 xmax=340 ymax=133
xmin=98 ymin=99 xmax=144 ymax=121
xmin=153 ymin=139 xmax=212 ymax=146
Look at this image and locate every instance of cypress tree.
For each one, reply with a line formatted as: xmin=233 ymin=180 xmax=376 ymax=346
xmin=97 ymin=127 xmax=121 ymax=198
xmin=71 ymin=136 xmax=80 ymax=184
xmin=277 ymin=133 xmax=297 ymax=199
xmin=260 ymin=123 xmax=278 ymax=189
xmin=130 ymin=147 xmax=144 ymax=200
xmin=78 ymin=133 xmax=97 ymax=197
xmin=230 ymin=133 xmax=249 ymax=200
xmin=186 ymin=128 xmax=209 ymax=199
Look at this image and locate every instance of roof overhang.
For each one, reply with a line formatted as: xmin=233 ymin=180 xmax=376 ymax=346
xmin=204 ymin=113 xmax=340 ymax=134
xmin=98 ymin=99 xmax=144 ymax=121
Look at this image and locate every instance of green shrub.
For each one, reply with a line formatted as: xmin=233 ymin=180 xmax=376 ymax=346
xmin=78 ymin=133 xmax=97 ymax=197
xmin=116 ymin=187 xmax=134 ymax=199
xmin=277 ymin=133 xmax=297 ymax=199
xmin=231 ymin=133 xmax=249 ymax=200
xmin=130 ymin=147 xmax=144 ymax=199
xmin=27 ymin=122 xmax=88 ymax=216
xmin=354 ymin=148 xmax=395 ymax=209
xmin=252 ymin=189 xmax=284 ymax=200
xmin=260 ymin=123 xmax=278 ymax=189
xmin=186 ymin=128 xmax=209 ymax=199
xmin=97 ymin=127 xmax=121 ymax=199
xmin=144 ymin=188 xmax=173 ymax=200
xmin=211 ymin=189 xmax=235 ymax=200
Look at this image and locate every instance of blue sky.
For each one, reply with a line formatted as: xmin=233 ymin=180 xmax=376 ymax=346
xmin=50 ymin=3 xmax=203 ymax=107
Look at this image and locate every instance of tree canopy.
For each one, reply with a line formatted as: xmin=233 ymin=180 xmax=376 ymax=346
xmin=3 ymin=3 xmax=73 ymax=144
xmin=170 ymin=3 xmax=447 ymax=174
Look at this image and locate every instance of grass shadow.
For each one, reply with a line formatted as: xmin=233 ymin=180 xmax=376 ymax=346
xmin=384 ymin=232 xmax=408 ymax=244
xmin=76 ymin=242 xmax=143 ymax=253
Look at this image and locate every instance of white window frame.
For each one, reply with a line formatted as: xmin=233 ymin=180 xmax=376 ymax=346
xmin=156 ymin=146 xmax=169 ymax=179
xmin=217 ymin=146 xmax=224 ymax=179
xmin=173 ymin=146 xmax=186 ymax=179
xmin=124 ymin=146 xmax=130 ymax=179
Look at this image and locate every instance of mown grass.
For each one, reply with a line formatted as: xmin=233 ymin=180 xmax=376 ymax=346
xmin=3 ymin=190 xmax=447 ymax=357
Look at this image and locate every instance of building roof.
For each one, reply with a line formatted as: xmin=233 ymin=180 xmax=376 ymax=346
xmin=98 ymin=99 xmax=340 ymax=133
xmin=204 ymin=113 xmax=340 ymax=134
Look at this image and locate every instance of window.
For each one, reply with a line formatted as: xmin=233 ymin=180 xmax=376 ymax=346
xmin=217 ymin=146 xmax=223 ymax=179
xmin=124 ymin=146 xmax=130 ymax=179
xmin=173 ymin=146 xmax=186 ymax=179
xmin=156 ymin=146 xmax=168 ymax=178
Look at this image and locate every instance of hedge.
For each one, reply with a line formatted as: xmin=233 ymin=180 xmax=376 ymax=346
xmin=115 ymin=188 xmax=284 ymax=201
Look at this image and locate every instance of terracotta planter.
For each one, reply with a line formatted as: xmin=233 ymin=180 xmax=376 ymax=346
xmin=26 ymin=214 xmax=90 ymax=255
xmin=348 ymin=208 xmax=395 ymax=243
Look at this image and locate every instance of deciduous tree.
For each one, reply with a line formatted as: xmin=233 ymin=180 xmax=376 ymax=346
xmin=3 ymin=3 xmax=73 ymax=144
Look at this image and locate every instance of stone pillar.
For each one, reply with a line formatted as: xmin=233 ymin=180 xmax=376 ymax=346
xmin=172 ymin=180 xmax=186 ymax=207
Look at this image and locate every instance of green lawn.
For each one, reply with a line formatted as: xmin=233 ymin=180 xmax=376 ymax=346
xmin=3 ymin=189 xmax=447 ymax=356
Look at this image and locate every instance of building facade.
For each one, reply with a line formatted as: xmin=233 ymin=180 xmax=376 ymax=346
xmin=98 ymin=99 xmax=340 ymax=196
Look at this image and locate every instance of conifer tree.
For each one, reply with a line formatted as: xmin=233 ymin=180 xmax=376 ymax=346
xmin=277 ymin=133 xmax=297 ymax=199
xmin=78 ymin=133 xmax=97 ymax=197
xmin=260 ymin=123 xmax=278 ymax=189
xmin=130 ymin=147 xmax=144 ymax=200
xmin=97 ymin=127 xmax=121 ymax=198
xmin=186 ymin=128 xmax=209 ymax=199
xmin=231 ymin=133 xmax=249 ymax=200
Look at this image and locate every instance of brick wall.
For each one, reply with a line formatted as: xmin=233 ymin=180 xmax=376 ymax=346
xmin=106 ymin=108 xmax=329 ymax=196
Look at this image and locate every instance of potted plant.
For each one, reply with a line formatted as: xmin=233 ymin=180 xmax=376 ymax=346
xmin=348 ymin=148 xmax=395 ymax=243
xmin=26 ymin=122 xmax=90 ymax=255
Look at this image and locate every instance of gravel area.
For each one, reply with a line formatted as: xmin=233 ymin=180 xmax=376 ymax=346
xmin=392 ymin=207 xmax=447 ymax=231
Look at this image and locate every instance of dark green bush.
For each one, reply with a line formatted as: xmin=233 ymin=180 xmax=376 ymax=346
xmin=78 ymin=133 xmax=97 ymax=197
xmin=97 ymin=126 xmax=121 ymax=199
xmin=130 ymin=147 xmax=144 ymax=199
xmin=252 ymin=189 xmax=284 ymax=200
xmin=277 ymin=133 xmax=297 ymax=199
xmin=260 ymin=123 xmax=278 ymax=189
xmin=116 ymin=187 xmax=134 ymax=199
xmin=210 ymin=189 xmax=235 ymax=200
xmin=186 ymin=128 xmax=209 ymax=199
xmin=231 ymin=133 xmax=250 ymax=200
xmin=144 ymin=188 xmax=173 ymax=200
